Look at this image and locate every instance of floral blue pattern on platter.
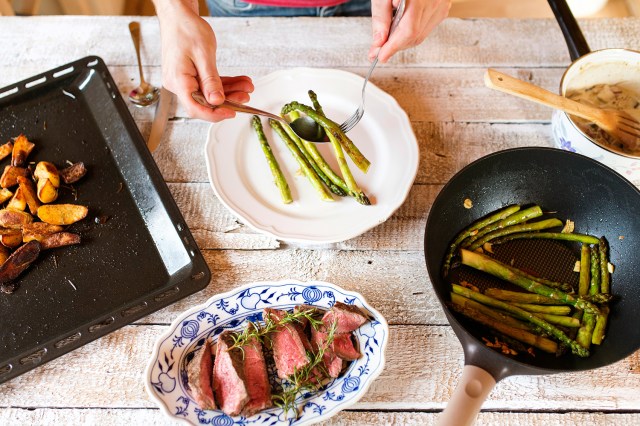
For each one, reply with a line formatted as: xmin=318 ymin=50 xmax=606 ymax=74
xmin=145 ymin=280 xmax=389 ymax=426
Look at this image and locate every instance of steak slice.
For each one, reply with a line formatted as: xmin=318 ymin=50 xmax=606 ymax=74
xmin=322 ymin=302 xmax=368 ymax=333
xmin=265 ymin=308 xmax=309 ymax=379
xmin=293 ymin=304 xmax=321 ymax=329
xmin=213 ymin=331 xmax=249 ymax=416
xmin=310 ymin=326 xmax=343 ymax=378
xmin=186 ymin=339 xmax=216 ymax=410
xmin=242 ymin=328 xmax=273 ymax=416
xmin=332 ymin=333 xmax=362 ymax=361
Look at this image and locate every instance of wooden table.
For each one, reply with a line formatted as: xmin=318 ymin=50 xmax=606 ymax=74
xmin=1 ymin=15 xmax=639 ymax=425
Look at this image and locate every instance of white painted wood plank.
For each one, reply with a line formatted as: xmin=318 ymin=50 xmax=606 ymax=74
xmin=1 ymin=16 xmax=640 ymax=70
xmin=1 ymin=408 xmax=639 ymax=425
xmin=0 ymin=325 xmax=638 ymax=412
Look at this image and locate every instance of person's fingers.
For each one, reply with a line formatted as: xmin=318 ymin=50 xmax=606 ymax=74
xmin=220 ymin=76 xmax=255 ymax=95
xmin=224 ymin=90 xmax=251 ymax=104
xmin=369 ymin=0 xmax=393 ymax=55
xmin=192 ymin=40 xmax=225 ymax=106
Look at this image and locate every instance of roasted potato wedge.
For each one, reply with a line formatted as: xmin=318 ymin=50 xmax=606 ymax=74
xmin=0 ymin=209 xmax=33 ymax=228
xmin=0 ymin=188 xmax=13 ymax=204
xmin=34 ymin=161 xmax=60 ymax=188
xmin=11 ymin=134 xmax=35 ymax=167
xmin=17 ymin=176 xmax=41 ymax=214
xmin=22 ymin=222 xmax=65 ymax=243
xmin=0 ymin=166 xmax=29 ymax=188
xmin=6 ymin=186 xmax=26 ymax=211
xmin=37 ymin=204 xmax=88 ymax=225
xmin=37 ymin=178 xmax=58 ymax=203
xmin=40 ymin=232 xmax=81 ymax=250
xmin=0 ymin=142 xmax=13 ymax=162
xmin=1 ymin=230 xmax=23 ymax=248
xmin=60 ymin=162 xmax=87 ymax=184
xmin=0 ymin=240 xmax=40 ymax=284
xmin=0 ymin=245 xmax=10 ymax=265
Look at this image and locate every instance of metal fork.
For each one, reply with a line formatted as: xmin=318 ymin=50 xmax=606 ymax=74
xmin=339 ymin=0 xmax=406 ymax=134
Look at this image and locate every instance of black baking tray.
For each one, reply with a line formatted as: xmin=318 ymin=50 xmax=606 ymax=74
xmin=0 ymin=56 xmax=211 ymax=384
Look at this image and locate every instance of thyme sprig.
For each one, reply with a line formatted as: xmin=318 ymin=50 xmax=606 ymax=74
xmin=272 ymin=320 xmax=338 ymax=419
xmin=229 ymin=308 xmax=323 ymax=350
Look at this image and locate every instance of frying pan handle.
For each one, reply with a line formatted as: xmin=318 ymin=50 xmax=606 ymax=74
xmin=546 ymin=0 xmax=591 ymax=61
xmin=437 ymin=365 xmax=496 ymax=426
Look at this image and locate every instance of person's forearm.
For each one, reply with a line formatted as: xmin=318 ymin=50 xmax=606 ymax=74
xmin=152 ymin=0 xmax=199 ymax=19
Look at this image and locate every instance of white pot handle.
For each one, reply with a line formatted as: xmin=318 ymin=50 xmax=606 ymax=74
xmin=437 ymin=365 xmax=497 ymax=426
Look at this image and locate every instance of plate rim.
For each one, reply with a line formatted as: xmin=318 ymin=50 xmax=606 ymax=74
xmin=143 ymin=279 xmax=389 ymax=425
xmin=203 ymin=67 xmax=419 ymax=244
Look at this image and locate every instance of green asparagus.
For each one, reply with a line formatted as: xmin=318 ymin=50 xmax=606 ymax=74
xmin=281 ymin=101 xmax=370 ymax=173
xmin=467 ymin=218 xmax=564 ymax=251
xmin=460 ymin=249 xmax=600 ymax=315
xmin=269 ymin=119 xmax=334 ymax=202
xmin=578 ymin=244 xmax=591 ymax=296
xmin=491 ymin=232 xmax=600 ymax=246
xmin=461 ymin=205 xmax=543 ymax=248
xmin=442 ymin=205 xmax=521 ymax=276
xmin=251 ymin=116 xmax=292 ymax=204
xmin=453 ymin=284 xmax=589 ymax=357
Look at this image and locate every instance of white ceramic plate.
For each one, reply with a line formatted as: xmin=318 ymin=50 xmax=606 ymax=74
xmin=144 ymin=280 xmax=389 ymax=426
xmin=204 ymin=68 xmax=419 ymax=243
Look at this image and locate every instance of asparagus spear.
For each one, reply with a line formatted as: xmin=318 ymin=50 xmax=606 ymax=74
xmin=451 ymin=292 xmax=533 ymax=330
xmin=511 ymin=303 xmax=571 ymax=315
xmin=452 ymin=284 xmax=588 ymax=357
xmin=578 ymin=244 xmax=591 ymax=296
xmin=461 ymin=205 xmax=543 ymax=248
xmin=491 ymin=232 xmax=600 ymax=246
xmin=448 ymin=297 xmax=559 ymax=354
xmin=251 ymin=116 xmax=292 ymax=204
xmin=279 ymin=115 xmax=347 ymax=197
xmin=576 ymin=246 xmax=601 ymax=349
xmin=498 ymin=262 xmax=573 ymax=293
xmin=269 ymin=119 xmax=334 ymax=202
xmin=592 ymin=237 xmax=611 ymax=344
xmin=537 ymin=313 xmax=581 ymax=328
xmin=467 ymin=218 xmax=564 ymax=251
xmin=484 ymin=288 xmax=560 ymax=305
xmin=460 ymin=249 xmax=600 ymax=315
xmin=442 ymin=204 xmax=521 ymax=276
xmin=281 ymin=102 xmax=370 ymax=173
xmin=302 ymin=92 xmax=371 ymax=205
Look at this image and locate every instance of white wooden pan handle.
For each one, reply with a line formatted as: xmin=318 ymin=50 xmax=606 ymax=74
xmin=437 ymin=365 xmax=497 ymax=426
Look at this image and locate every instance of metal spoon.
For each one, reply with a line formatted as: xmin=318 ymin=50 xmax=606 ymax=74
xmin=288 ymin=0 xmax=406 ymax=142
xmin=128 ymin=21 xmax=160 ymax=107
xmin=191 ymin=91 xmax=326 ymax=143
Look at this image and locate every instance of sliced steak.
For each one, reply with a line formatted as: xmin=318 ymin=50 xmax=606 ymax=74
xmin=242 ymin=328 xmax=273 ymax=416
xmin=322 ymin=302 xmax=368 ymax=333
xmin=213 ymin=331 xmax=249 ymax=416
xmin=186 ymin=340 xmax=216 ymax=410
xmin=310 ymin=326 xmax=343 ymax=378
xmin=265 ymin=308 xmax=310 ymax=379
xmin=332 ymin=333 xmax=362 ymax=361
xmin=293 ymin=304 xmax=321 ymax=329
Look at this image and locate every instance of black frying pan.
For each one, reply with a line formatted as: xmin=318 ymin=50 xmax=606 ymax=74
xmin=424 ymin=147 xmax=640 ymax=425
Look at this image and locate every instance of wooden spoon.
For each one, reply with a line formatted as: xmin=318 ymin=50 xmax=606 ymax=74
xmin=484 ymin=68 xmax=640 ymax=155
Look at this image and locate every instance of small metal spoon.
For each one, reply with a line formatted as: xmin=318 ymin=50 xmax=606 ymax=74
xmin=128 ymin=21 xmax=160 ymax=107
xmin=191 ymin=91 xmax=327 ymax=143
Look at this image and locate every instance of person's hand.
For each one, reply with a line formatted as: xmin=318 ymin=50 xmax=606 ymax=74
xmin=153 ymin=0 xmax=254 ymax=122
xmin=369 ymin=0 xmax=451 ymax=63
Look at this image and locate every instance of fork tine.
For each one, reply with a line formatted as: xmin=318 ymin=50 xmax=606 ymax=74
xmin=618 ymin=116 xmax=640 ymax=132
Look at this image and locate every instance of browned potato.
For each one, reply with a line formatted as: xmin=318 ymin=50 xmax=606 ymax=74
xmin=0 ymin=142 xmax=13 ymax=162
xmin=11 ymin=134 xmax=35 ymax=167
xmin=37 ymin=178 xmax=58 ymax=203
xmin=0 ymin=188 xmax=13 ymax=204
xmin=0 ymin=240 xmax=40 ymax=284
xmin=60 ymin=162 xmax=87 ymax=184
xmin=0 ymin=245 xmax=10 ymax=264
xmin=17 ymin=176 xmax=41 ymax=214
xmin=6 ymin=187 xmax=26 ymax=211
xmin=22 ymin=222 xmax=64 ymax=243
xmin=40 ymin=232 xmax=81 ymax=250
xmin=0 ymin=209 xmax=33 ymax=228
xmin=37 ymin=204 xmax=88 ymax=225
xmin=34 ymin=161 xmax=60 ymax=188
xmin=0 ymin=166 xmax=29 ymax=188
xmin=0 ymin=230 xmax=23 ymax=248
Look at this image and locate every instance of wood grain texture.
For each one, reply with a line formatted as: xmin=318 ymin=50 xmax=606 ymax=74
xmin=1 ymin=15 xmax=640 ymax=426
